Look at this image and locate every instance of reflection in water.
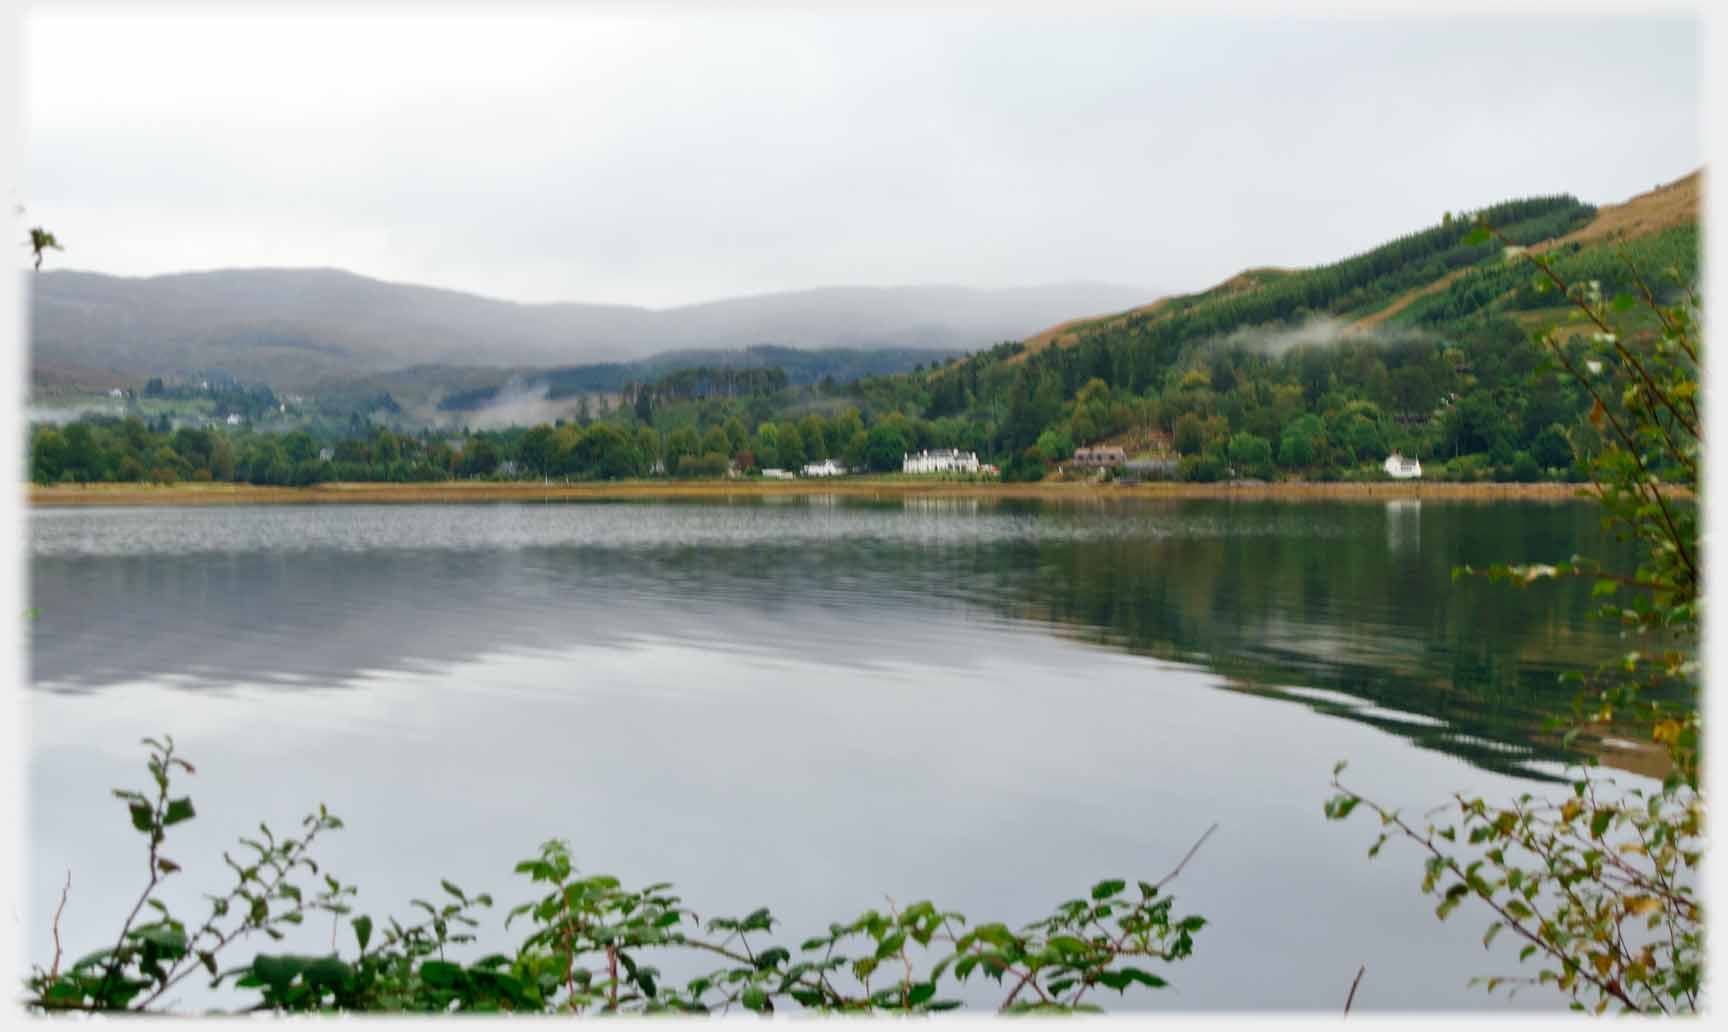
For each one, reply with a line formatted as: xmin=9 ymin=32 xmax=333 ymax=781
xmin=29 ymin=498 xmax=1657 ymax=780
xmin=1386 ymin=498 xmax=1420 ymax=554
xmin=27 ymin=498 xmax=1661 ymax=1013
xmin=902 ymin=496 xmax=982 ymax=516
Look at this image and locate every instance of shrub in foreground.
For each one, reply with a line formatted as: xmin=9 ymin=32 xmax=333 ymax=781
xmin=26 ymin=737 xmax=1210 ymax=1015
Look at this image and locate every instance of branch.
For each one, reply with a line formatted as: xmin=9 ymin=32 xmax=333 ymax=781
xmin=49 ymin=872 xmax=71 ymax=982
xmin=102 ymin=751 xmax=174 ymax=996
xmin=1343 ymin=964 xmax=1366 ymax=1016
xmin=143 ymin=820 xmax=338 ymax=1009
xmin=1156 ymin=822 xmax=1220 ymax=890
xmin=1333 ymin=778 xmax=1644 ymax=1014
xmin=1536 ymin=331 xmax=1695 ymax=586
xmin=1506 ymin=240 xmax=1697 ymax=584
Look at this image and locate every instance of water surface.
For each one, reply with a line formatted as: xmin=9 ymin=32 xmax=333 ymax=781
xmin=26 ymin=497 xmax=1642 ymax=1011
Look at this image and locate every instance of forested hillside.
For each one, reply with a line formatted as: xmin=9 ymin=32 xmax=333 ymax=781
xmin=26 ymin=173 xmax=1700 ymax=487
xmin=433 ymin=345 xmax=959 ymax=414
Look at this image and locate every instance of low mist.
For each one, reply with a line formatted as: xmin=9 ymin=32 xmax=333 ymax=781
xmin=1208 ymin=315 xmax=1436 ymax=357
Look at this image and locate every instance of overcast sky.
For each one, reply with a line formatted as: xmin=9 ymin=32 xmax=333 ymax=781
xmin=22 ymin=8 xmax=1701 ymax=308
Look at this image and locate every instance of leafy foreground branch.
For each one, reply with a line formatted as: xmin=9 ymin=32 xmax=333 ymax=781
xmin=1326 ymin=762 xmax=1701 ymax=1014
xmin=25 ymin=737 xmax=1210 ymax=1015
xmin=1326 ymin=230 xmax=1703 ymax=1014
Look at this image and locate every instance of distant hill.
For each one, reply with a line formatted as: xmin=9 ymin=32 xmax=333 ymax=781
xmin=28 ymin=268 xmax=1156 ymax=390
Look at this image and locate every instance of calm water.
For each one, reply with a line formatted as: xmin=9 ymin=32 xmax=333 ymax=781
xmin=25 ymin=497 xmax=1645 ymax=1011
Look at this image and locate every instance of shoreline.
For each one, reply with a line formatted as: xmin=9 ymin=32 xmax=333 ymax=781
xmin=25 ymin=479 xmax=1611 ymax=507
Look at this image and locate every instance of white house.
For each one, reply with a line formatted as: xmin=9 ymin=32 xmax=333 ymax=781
xmin=762 ymin=468 xmax=795 ymax=480
xmin=902 ymin=449 xmax=980 ymax=475
xmin=225 ymin=413 xmax=242 ymax=426
xmin=1383 ymin=453 xmax=1422 ymax=479
xmin=801 ymin=458 xmax=845 ymax=477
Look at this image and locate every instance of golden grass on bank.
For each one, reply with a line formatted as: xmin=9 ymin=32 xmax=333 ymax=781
xmin=26 ymin=478 xmax=1614 ymax=507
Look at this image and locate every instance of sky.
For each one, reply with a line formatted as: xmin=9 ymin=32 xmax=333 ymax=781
xmin=18 ymin=8 xmax=1707 ymax=310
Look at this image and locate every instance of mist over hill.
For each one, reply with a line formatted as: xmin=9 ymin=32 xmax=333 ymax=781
xmin=29 ymin=268 xmax=1156 ymax=390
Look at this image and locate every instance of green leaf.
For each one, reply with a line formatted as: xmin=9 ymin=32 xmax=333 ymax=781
xmin=420 ymin=959 xmax=462 ymax=988
xmin=1090 ymin=879 xmax=1126 ymax=900
xmin=874 ymin=931 xmax=907 ymax=960
xmin=1049 ymin=935 xmax=1089 ymax=956
xmin=908 ymin=982 xmax=936 ymax=1006
xmin=251 ymin=953 xmax=311 ymax=992
xmin=440 ymin=879 xmax=466 ymax=902
xmin=128 ymin=923 xmax=188 ymax=952
xmin=740 ymin=985 xmax=768 ymax=1012
xmin=1590 ymin=809 xmax=1613 ymax=838
xmin=128 ymin=802 xmax=154 ymax=833
xmin=352 ymin=914 xmax=373 ymax=953
xmin=974 ymin=923 xmax=1016 ymax=948
xmin=70 ymin=948 xmax=115 ymax=971
xmin=163 ymin=797 xmax=195 ymax=827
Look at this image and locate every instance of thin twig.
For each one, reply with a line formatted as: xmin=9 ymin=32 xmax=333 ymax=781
xmin=1343 ymin=964 xmax=1366 ymax=1016
xmin=49 ymin=872 xmax=71 ymax=981
xmin=1156 ymin=822 xmax=1220 ymax=890
xmin=607 ymin=944 xmax=618 ymax=1009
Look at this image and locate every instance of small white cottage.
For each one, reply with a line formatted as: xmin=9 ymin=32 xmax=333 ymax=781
xmin=1383 ymin=453 xmax=1422 ymax=480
